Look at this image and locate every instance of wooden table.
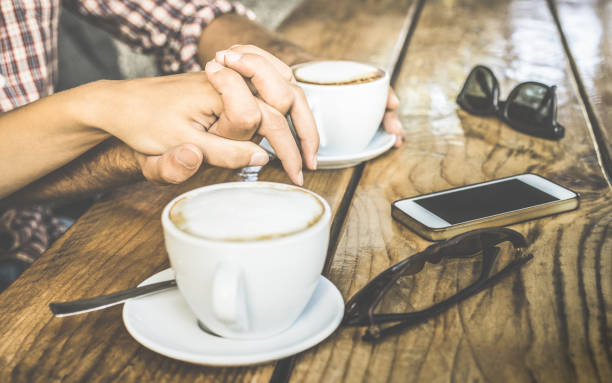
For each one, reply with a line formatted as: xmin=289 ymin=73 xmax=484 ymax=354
xmin=1 ymin=0 xmax=610 ymax=381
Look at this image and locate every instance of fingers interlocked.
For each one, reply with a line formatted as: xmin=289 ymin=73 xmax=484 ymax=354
xmin=204 ymin=45 xmax=319 ymax=186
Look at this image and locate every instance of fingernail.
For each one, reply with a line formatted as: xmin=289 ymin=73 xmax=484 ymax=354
xmin=249 ymin=152 xmax=269 ymax=166
xmin=175 ymin=147 xmax=200 ymax=170
xmin=215 ymin=50 xmax=229 ymax=62
xmin=395 ymin=136 xmax=404 ymax=147
xmin=296 ymin=171 xmax=304 ymax=186
xmin=225 ymin=52 xmax=242 ymax=63
xmin=205 ymin=60 xmax=223 ymax=73
xmin=392 ymin=117 xmax=403 ymax=132
xmin=390 ymin=92 xmax=400 ymax=106
xmin=312 ymin=154 xmax=318 ymax=170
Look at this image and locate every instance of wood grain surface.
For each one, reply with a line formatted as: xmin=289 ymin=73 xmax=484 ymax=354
xmin=0 ymin=0 xmax=418 ymax=382
xmin=279 ymin=0 xmax=416 ymax=72
xmin=287 ymin=0 xmax=612 ymax=382
xmin=551 ymin=0 xmax=612 ymax=177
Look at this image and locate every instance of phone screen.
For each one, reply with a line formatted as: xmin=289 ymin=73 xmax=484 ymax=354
xmin=414 ymin=179 xmax=559 ymax=224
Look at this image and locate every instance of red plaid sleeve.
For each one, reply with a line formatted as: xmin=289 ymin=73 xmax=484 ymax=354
xmin=0 ymin=0 xmax=60 ymax=112
xmin=63 ymin=0 xmax=255 ymax=74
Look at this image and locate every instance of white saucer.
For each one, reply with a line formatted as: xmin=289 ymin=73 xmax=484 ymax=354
xmin=122 ymin=269 xmax=344 ymax=366
xmin=260 ymin=129 xmax=395 ymax=170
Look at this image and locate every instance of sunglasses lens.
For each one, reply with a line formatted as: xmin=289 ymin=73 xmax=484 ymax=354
xmin=458 ymin=67 xmax=497 ymax=114
xmin=373 ymin=238 xmax=518 ymax=313
xmin=435 ymin=230 xmax=507 ymax=262
xmin=505 ymin=83 xmax=563 ymax=138
xmin=372 ymin=257 xmax=483 ymax=315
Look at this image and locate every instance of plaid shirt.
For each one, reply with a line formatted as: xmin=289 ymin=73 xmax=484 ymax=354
xmin=0 ymin=0 xmax=253 ymax=281
xmin=0 ymin=0 xmax=254 ymax=112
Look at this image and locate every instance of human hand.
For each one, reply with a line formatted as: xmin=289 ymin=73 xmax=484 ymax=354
xmin=384 ymin=88 xmax=406 ymax=147
xmin=205 ymin=45 xmax=319 ymax=185
xmin=210 ymin=45 xmax=403 ymax=153
xmin=84 ymin=73 xmax=270 ymax=173
xmin=134 ymin=144 xmax=204 ymax=185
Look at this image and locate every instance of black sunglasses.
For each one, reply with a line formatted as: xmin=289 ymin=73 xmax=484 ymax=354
xmin=342 ymin=227 xmax=533 ymax=341
xmin=457 ymin=65 xmax=564 ymax=140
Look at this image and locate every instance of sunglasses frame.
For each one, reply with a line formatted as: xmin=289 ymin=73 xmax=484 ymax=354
xmin=342 ymin=227 xmax=533 ymax=341
xmin=456 ymin=65 xmax=565 ymax=140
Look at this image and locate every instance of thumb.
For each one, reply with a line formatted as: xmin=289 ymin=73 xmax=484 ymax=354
xmin=138 ymin=144 xmax=203 ymax=185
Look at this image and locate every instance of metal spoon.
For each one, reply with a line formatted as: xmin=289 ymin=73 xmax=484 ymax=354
xmin=49 ymin=279 xmax=177 ymax=317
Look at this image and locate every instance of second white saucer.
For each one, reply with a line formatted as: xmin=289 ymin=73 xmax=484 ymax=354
xmin=123 ymin=269 xmax=344 ymax=366
xmin=260 ymin=129 xmax=395 ymax=170
xmin=317 ymin=129 xmax=396 ymax=169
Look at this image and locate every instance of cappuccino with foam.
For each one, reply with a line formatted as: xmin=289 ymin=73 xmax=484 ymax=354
xmin=170 ymin=184 xmax=324 ymax=241
xmin=293 ymin=61 xmax=384 ymax=85
xmin=292 ymin=60 xmax=389 ymax=155
xmin=162 ymin=182 xmax=331 ymax=339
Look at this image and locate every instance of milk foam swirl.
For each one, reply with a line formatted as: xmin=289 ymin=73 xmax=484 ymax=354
xmin=170 ymin=185 xmax=324 ymax=241
xmin=293 ymin=61 xmax=383 ymax=85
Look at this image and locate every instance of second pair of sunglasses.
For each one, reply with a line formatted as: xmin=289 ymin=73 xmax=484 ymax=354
xmin=457 ymin=65 xmax=564 ymax=140
xmin=343 ymin=227 xmax=533 ymax=341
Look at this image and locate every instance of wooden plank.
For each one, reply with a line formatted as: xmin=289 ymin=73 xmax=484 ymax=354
xmin=0 ymin=0 xmax=418 ymax=382
xmin=288 ymin=0 xmax=612 ymax=382
xmin=271 ymin=3 xmax=422 ymax=380
xmin=278 ymin=0 xmax=416 ymax=70
xmin=550 ymin=0 xmax=612 ymax=178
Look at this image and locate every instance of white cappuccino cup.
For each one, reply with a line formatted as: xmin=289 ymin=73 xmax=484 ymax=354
xmin=161 ymin=182 xmax=331 ymax=339
xmin=293 ymin=60 xmax=390 ymax=155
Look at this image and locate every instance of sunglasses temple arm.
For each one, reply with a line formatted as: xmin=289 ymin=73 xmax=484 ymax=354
xmin=363 ymin=253 xmax=534 ymax=341
xmin=365 ymin=245 xmax=500 ymax=326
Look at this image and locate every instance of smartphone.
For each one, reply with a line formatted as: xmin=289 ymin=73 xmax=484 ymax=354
xmin=392 ymin=173 xmax=579 ymax=241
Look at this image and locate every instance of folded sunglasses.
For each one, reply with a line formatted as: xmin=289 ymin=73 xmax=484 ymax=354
xmin=457 ymin=65 xmax=564 ymax=140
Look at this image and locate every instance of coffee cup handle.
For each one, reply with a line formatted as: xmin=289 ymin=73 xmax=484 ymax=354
xmin=308 ymin=98 xmax=327 ymax=148
xmin=212 ymin=263 xmax=249 ymax=329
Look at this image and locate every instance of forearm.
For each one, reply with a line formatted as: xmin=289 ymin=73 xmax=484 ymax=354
xmin=198 ymin=13 xmax=314 ymax=66
xmin=0 ymin=138 xmax=142 ymax=208
xmin=0 ymin=82 xmax=111 ymax=198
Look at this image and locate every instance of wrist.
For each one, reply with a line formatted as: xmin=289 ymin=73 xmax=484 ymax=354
xmin=263 ymin=40 xmax=315 ymax=67
xmin=69 ymin=80 xmax=117 ymax=138
xmin=198 ymin=13 xmax=314 ymax=66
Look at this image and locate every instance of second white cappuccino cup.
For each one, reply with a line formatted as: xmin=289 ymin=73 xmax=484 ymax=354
xmin=293 ymin=60 xmax=390 ymax=155
xmin=161 ymin=182 xmax=331 ymax=339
